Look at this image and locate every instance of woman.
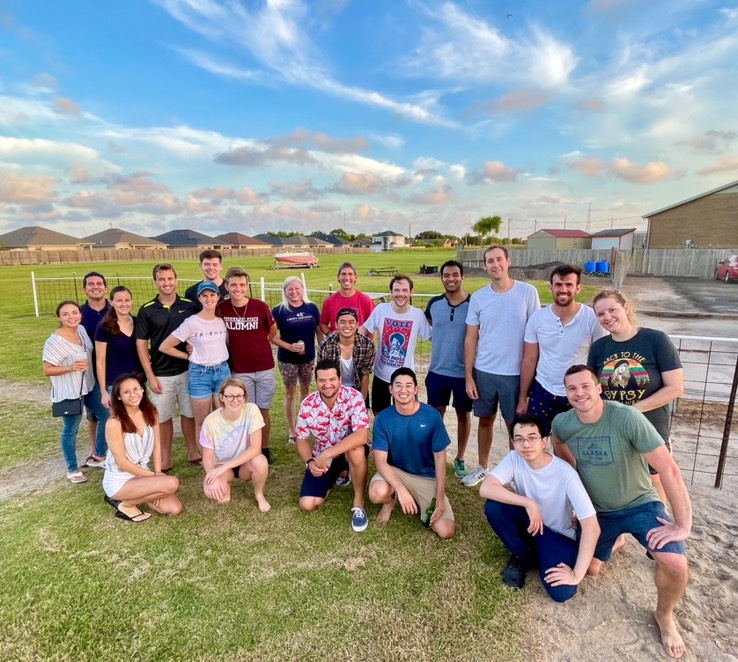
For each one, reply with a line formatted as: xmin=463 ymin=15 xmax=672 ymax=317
xmin=270 ymin=276 xmax=321 ymax=443
xmin=43 ymin=300 xmax=109 ymax=483
xmin=200 ymin=377 xmax=270 ymax=511
xmin=160 ymin=281 xmax=230 ymax=449
xmin=588 ymin=289 xmax=684 ymax=496
xmin=95 ymin=286 xmax=143 ymax=409
xmin=103 ymin=373 xmax=182 ymax=521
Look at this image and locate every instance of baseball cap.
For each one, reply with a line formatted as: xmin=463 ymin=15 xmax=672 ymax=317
xmin=197 ymin=281 xmax=220 ymax=296
xmin=336 ymin=307 xmax=358 ymax=321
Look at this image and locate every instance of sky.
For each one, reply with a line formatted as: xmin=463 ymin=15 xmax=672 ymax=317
xmin=1 ymin=0 xmax=737 ymax=241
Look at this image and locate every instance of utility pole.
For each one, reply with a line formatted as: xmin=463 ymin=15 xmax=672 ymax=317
xmin=586 ymin=203 xmax=591 ymax=233
xmin=563 ymin=215 xmax=567 ymax=229
xmin=610 ymin=217 xmax=614 ymax=229
xmin=507 ymin=217 xmax=511 ymax=245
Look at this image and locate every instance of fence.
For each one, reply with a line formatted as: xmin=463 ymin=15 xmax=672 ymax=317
xmin=458 ymin=247 xmax=738 ymax=280
xmin=30 ymin=272 xmax=736 ymax=487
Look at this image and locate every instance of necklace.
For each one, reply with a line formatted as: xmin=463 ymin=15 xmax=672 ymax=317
xmin=230 ymin=299 xmax=249 ymax=319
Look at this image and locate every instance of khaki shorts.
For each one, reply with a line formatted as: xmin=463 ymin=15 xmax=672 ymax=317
xmin=371 ymin=467 xmax=454 ymax=522
xmin=234 ymin=370 xmax=277 ymax=409
xmin=149 ymin=372 xmax=193 ymax=422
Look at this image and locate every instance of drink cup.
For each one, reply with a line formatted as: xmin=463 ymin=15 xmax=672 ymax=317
xmin=74 ymin=352 xmax=88 ymax=370
xmin=295 ymin=341 xmax=306 ymax=354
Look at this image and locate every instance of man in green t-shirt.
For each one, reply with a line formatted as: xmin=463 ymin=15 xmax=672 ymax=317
xmin=551 ymin=365 xmax=691 ymax=660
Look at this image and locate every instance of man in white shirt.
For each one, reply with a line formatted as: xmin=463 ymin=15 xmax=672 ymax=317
xmin=463 ymin=245 xmax=540 ymax=486
xmin=516 ymin=264 xmax=607 ymax=436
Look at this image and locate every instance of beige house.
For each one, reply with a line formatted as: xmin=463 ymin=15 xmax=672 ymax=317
xmin=212 ymin=232 xmax=270 ymax=250
xmin=82 ymin=228 xmax=167 ymax=250
xmin=526 ymin=229 xmax=591 ymax=250
xmin=644 ymin=180 xmax=738 ymax=248
xmin=0 ymin=226 xmax=91 ymax=251
xmin=372 ymin=230 xmax=407 ymax=251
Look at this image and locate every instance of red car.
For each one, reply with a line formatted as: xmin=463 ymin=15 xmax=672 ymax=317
xmin=714 ymin=255 xmax=738 ymax=282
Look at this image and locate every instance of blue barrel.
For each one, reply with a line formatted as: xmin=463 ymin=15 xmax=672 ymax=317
xmin=584 ymin=261 xmax=596 ymax=273
xmin=596 ymin=261 xmax=609 ymax=273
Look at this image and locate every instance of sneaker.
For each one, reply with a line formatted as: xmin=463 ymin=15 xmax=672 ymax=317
xmin=453 ymin=458 xmax=468 ymax=478
xmin=82 ymin=455 xmax=106 ymax=469
xmin=351 ymin=507 xmax=369 ymax=532
xmin=461 ymin=464 xmax=487 ymax=487
xmin=262 ymin=448 xmax=275 ymax=465
xmin=335 ymin=473 xmax=352 ymax=487
xmin=501 ymin=555 xmax=526 ymax=589
xmin=67 ymin=471 xmax=88 ymax=484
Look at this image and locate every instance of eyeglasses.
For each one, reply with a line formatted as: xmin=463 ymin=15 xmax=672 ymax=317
xmin=222 ymin=394 xmax=246 ymax=402
xmin=512 ymin=434 xmax=542 ymax=445
xmin=120 ymin=387 xmax=145 ymax=396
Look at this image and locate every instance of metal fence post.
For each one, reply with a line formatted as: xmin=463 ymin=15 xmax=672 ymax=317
xmin=31 ymin=271 xmax=39 ymax=317
xmin=260 ymin=277 xmax=265 ymax=302
xmin=715 ymin=352 xmax=738 ymax=488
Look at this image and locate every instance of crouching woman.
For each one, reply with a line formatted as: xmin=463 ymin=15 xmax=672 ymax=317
xmin=103 ymin=373 xmax=183 ymax=521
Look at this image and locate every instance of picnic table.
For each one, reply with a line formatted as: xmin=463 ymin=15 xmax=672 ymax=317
xmin=367 ymin=267 xmax=397 ymax=277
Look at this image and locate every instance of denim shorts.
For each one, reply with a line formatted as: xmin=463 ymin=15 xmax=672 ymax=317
xmin=188 ymin=361 xmax=231 ymax=399
xmin=594 ymin=500 xmax=687 ymax=561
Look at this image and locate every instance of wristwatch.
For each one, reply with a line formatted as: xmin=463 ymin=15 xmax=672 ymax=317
xmin=305 ymin=458 xmax=315 ymax=469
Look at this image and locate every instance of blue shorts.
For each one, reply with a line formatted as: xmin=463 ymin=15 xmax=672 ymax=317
xmin=426 ymin=371 xmax=472 ymax=413
xmin=188 ymin=361 xmax=231 ymax=399
xmin=594 ymin=501 xmax=687 ymax=561
xmin=471 ymin=369 xmax=519 ymax=423
xmin=527 ymin=380 xmax=572 ymax=437
xmin=300 ymin=454 xmax=349 ymax=500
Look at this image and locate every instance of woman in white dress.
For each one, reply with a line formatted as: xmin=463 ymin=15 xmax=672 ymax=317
xmin=103 ymin=373 xmax=183 ymax=522
xmin=201 ymin=377 xmax=270 ymax=511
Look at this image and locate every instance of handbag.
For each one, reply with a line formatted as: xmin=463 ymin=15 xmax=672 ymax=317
xmin=52 ymin=370 xmax=85 ymax=417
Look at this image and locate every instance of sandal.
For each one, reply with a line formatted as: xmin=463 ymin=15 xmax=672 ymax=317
xmin=67 ymin=471 xmax=88 ymax=484
xmin=115 ymin=508 xmax=151 ymax=523
xmin=287 ymin=435 xmax=297 ymax=445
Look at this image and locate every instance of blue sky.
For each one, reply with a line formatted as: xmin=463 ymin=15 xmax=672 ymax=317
xmin=1 ymin=0 xmax=737 ymax=240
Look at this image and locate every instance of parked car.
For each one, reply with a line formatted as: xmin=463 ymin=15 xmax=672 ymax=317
xmin=714 ymin=256 xmax=738 ymax=282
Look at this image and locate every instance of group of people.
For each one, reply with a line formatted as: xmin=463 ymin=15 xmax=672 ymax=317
xmin=42 ymin=246 xmax=692 ymax=659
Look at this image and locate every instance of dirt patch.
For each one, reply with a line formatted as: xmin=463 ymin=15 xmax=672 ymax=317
xmin=0 ymin=379 xmax=49 ymax=404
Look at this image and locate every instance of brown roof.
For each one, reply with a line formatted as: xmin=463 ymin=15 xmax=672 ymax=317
xmin=82 ymin=228 xmax=167 ymax=247
xmin=213 ymin=232 xmax=270 ymax=246
xmin=0 ymin=225 xmax=82 ymax=247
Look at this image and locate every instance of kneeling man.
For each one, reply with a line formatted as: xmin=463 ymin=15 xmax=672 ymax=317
xmin=480 ymin=414 xmax=599 ymax=602
xmin=552 ymin=365 xmax=691 ymax=659
xmin=369 ymin=368 xmax=455 ymax=539
xmin=296 ymin=359 xmax=369 ymax=532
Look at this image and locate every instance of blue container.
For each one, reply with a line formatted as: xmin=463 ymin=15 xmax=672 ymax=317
xmin=584 ymin=261 xmax=597 ymax=273
xmin=596 ymin=260 xmax=609 ymax=273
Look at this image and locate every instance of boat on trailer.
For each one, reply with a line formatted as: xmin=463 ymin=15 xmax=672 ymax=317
xmin=273 ymin=251 xmax=319 ymax=268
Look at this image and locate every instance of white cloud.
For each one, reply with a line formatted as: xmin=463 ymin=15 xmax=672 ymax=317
xmin=0 ymin=136 xmax=101 ymax=164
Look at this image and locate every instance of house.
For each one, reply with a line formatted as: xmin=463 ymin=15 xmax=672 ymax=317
xmin=350 ymin=237 xmax=373 ymax=249
xmin=0 ymin=225 xmax=90 ymax=251
xmin=590 ymin=228 xmax=636 ymax=251
xmin=643 ymin=180 xmax=738 ymax=248
xmin=212 ymin=232 xmax=270 ymax=250
xmin=526 ymin=229 xmax=591 ymax=250
xmin=253 ymin=234 xmax=283 ymax=247
xmin=82 ymin=228 xmax=168 ymax=250
xmin=152 ymin=229 xmax=216 ymax=249
xmin=372 ymin=230 xmax=408 ymax=252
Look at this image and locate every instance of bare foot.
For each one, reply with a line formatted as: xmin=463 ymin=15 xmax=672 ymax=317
xmin=612 ymin=534 xmax=627 ymax=554
xmin=376 ymin=497 xmax=397 ymax=525
xmin=256 ymin=495 xmax=271 ymax=513
xmin=655 ymin=611 xmax=686 ymax=659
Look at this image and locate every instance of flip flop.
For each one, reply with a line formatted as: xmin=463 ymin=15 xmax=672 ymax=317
xmin=115 ymin=509 xmax=151 ymax=522
xmin=67 ymin=471 xmax=87 ymax=484
xmin=104 ymin=495 xmax=120 ymax=509
xmin=188 ymin=458 xmax=202 ymax=465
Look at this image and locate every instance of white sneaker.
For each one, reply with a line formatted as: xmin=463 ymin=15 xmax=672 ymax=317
xmin=461 ymin=464 xmax=487 ymax=487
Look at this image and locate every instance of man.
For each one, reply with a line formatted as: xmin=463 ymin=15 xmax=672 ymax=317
xmin=552 ymin=365 xmax=691 ymax=659
xmin=463 ymin=245 xmax=540 ymax=486
xmin=319 ymin=261 xmax=375 ymax=335
xmin=79 ymin=271 xmax=110 ymax=468
xmin=318 ymin=308 xmax=376 ymax=402
xmin=368 ymin=368 xmax=455 ymax=540
xmin=218 ymin=266 xmax=278 ymax=464
xmin=136 ymin=263 xmax=200 ymax=470
xmin=184 ymin=249 xmax=229 ymax=309
xmin=516 ymin=264 xmax=606 ymax=436
xmin=360 ymin=275 xmax=432 ymax=415
xmin=480 ymin=414 xmax=599 ymax=602
xmin=425 ymin=260 xmax=472 ymax=478
xmin=295 ymin=359 xmax=370 ymax=532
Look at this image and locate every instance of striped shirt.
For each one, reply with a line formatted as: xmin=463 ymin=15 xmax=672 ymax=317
xmin=42 ymin=327 xmax=95 ymax=402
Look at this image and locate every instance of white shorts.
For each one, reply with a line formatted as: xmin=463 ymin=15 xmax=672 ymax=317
xmin=234 ymin=370 xmax=276 ymax=409
xmin=149 ymin=372 xmax=193 ymax=422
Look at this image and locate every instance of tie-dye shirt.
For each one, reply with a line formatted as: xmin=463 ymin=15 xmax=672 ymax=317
xmin=199 ymin=403 xmax=265 ymax=463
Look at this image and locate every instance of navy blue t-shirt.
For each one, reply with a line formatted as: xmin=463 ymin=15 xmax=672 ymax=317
xmin=372 ymin=403 xmax=450 ymax=478
xmin=271 ymin=302 xmax=321 ymax=364
xmin=95 ymin=316 xmax=144 ymax=388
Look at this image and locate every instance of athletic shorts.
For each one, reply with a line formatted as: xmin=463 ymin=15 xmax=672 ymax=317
xmin=471 ymin=369 xmax=519 ymax=423
xmin=278 ymin=360 xmax=314 ymax=390
xmin=234 ymin=370 xmax=277 ymax=409
xmin=299 ymin=454 xmax=349 ymax=500
xmin=526 ymin=380 xmax=572 ymax=437
xmin=425 ymin=371 xmax=472 ymax=413
xmin=370 ymin=467 xmax=454 ymax=522
xmin=188 ymin=361 xmax=231 ymax=399
xmin=594 ymin=500 xmax=687 ymax=561
xmin=149 ymin=371 xmax=193 ymax=422
xmin=371 ymin=376 xmax=392 ymax=415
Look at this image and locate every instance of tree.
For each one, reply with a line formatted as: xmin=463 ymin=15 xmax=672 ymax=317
xmin=329 ymin=228 xmax=352 ymax=240
xmin=415 ymin=230 xmax=444 ymax=240
xmin=472 ymin=215 xmax=502 ymax=244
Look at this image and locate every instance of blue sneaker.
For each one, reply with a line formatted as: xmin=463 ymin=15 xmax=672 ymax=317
xmin=335 ymin=473 xmax=352 ymax=487
xmin=351 ymin=507 xmax=368 ymax=532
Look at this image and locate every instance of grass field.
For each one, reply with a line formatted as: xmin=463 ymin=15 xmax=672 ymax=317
xmin=0 ymin=249 xmax=600 ymax=660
